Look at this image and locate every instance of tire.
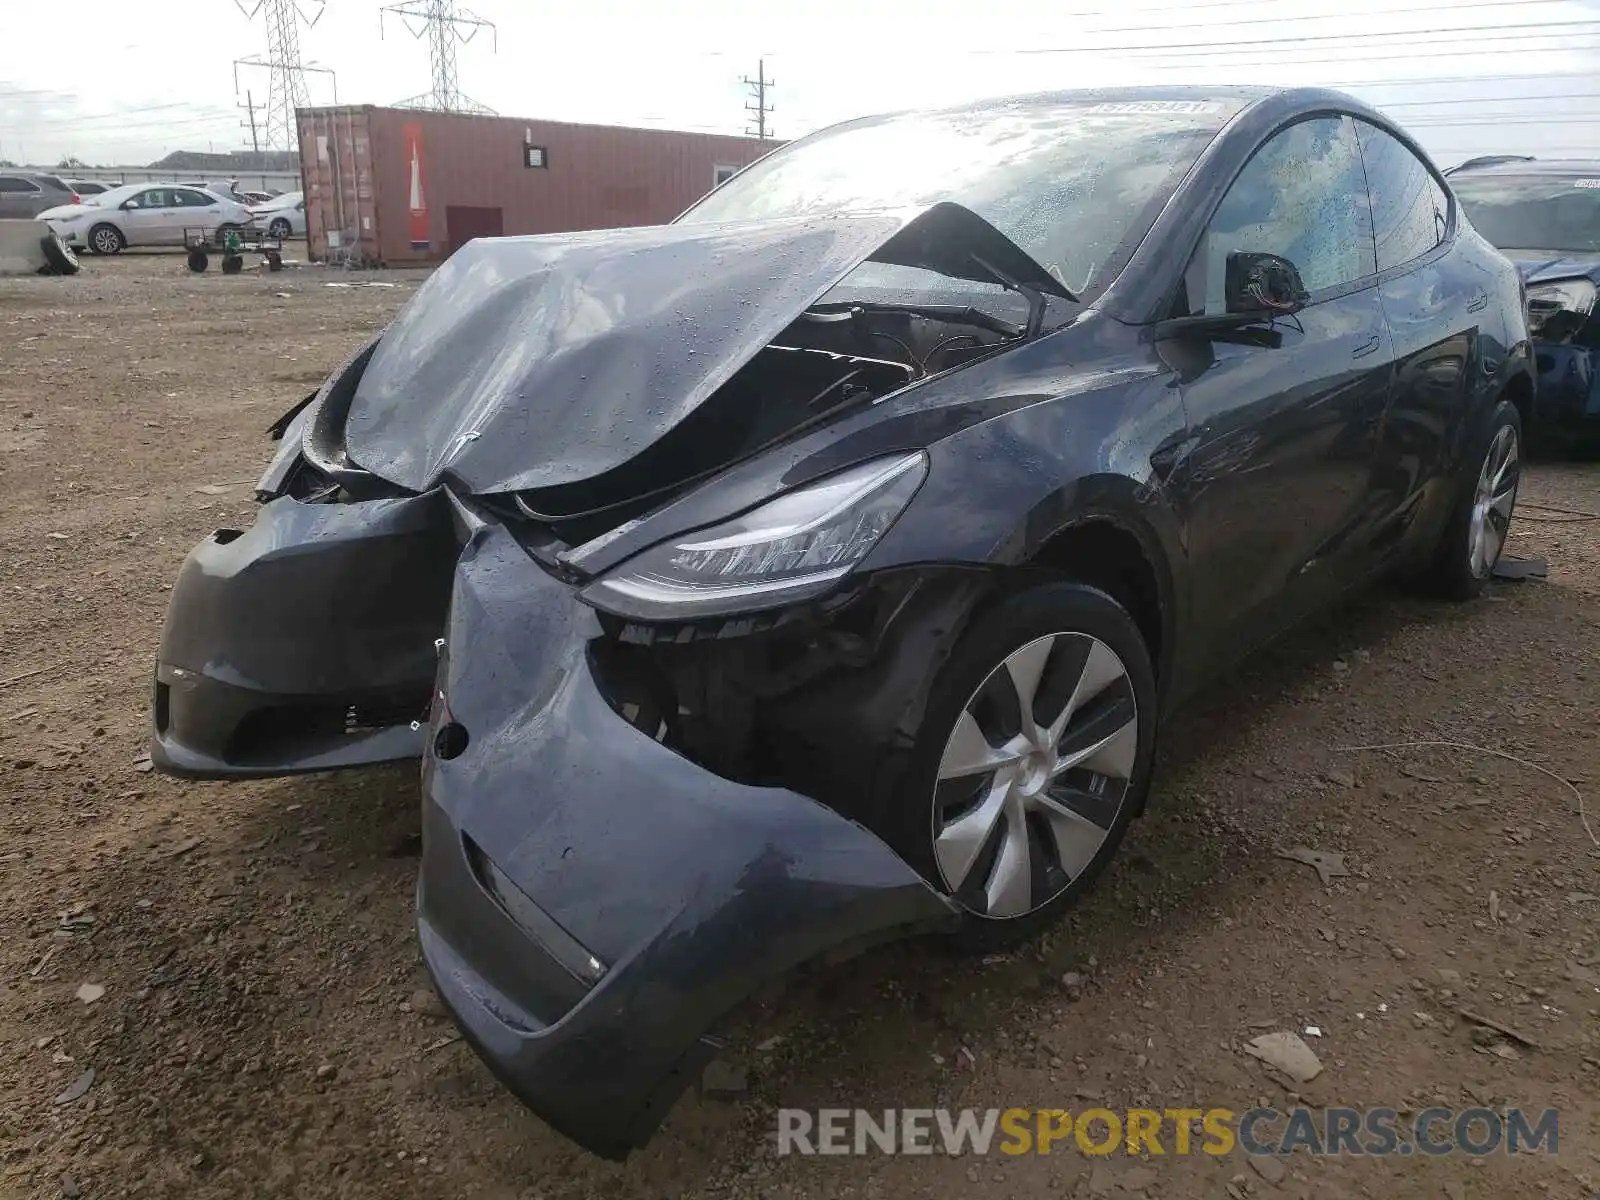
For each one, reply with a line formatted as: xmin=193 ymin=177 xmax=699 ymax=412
xmin=881 ymin=582 xmax=1158 ymax=951
xmin=186 ymin=248 xmax=209 ymax=273
xmin=220 ymin=254 xmax=244 ymax=276
xmin=87 ymin=223 xmax=124 ymax=255
xmin=1426 ymin=398 xmax=1522 ymax=601
xmin=268 ymin=218 xmax=292 ymax=240
xmin=38 ymin=232 xmax=80 ymax=276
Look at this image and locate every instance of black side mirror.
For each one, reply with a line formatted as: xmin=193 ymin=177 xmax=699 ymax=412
xmin=1225 ymin=251 xmax=1309 ymax=315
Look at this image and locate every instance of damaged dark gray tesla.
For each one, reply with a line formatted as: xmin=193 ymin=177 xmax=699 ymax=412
xmin=152 ymin=86 xmax=1534 ymax=1157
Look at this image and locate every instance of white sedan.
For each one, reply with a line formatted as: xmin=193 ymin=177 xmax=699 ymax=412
xmin=249 ymin=191 xmax=305 ymax=239
xmin=39 ymin=183 xmax=256 ymax=255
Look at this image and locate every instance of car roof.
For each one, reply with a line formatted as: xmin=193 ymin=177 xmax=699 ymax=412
xmin=853 ymin=84 xmax=1394 ymax=138
xmin=2 ymin=170 xmax=72 ymax=188
xmin=1449 ymin=156 xmax=1600 ymax=177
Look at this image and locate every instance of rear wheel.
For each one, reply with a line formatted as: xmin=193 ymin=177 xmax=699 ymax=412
xmin=213 ymin=223 xmax=241 ymax=248
xmin=268 ymin=217 xmax=292 ymax=240
xmin=883 ymin=583 xmax=1157 ymax=950
xmin=88 ymin=223 xmax=124 ymax=255
xmin=1427 ymin=399 xmax=1521 ymax=600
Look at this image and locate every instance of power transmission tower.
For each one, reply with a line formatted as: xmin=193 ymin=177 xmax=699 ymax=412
xmin=232 ymin=0 xmax=332 ymax=151
xmin=381 ymin=0 xmax=498 ymax=114
xmin=742 ymin=59 xmax=774 ymax=141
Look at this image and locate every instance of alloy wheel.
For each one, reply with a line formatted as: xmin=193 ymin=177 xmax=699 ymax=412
xmin=932 ymin=632 xmax=1138 ymax=919
xmin=1469 ymin=425 xmax=1518 ymax=579
xmin=92 ymin=227 xmax=121 ymax=254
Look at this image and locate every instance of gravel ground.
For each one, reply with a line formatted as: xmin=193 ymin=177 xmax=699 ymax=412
xmin=2 ymin=250 xmax=1598 ymax=1200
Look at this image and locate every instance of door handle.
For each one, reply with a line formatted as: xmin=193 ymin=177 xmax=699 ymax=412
xmin=1467 ymin=289 xmax=1488 ymax=313
xmin=1351 ymin=333 xmax=1382 ymax=359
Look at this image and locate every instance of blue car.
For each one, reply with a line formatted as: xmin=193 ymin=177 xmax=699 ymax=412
xmin=1449 ymin=156 xmax=1600 ymax=451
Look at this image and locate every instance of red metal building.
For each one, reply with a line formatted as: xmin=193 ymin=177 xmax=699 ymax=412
xmin=295 ymin=105 xmax=777 ymax=266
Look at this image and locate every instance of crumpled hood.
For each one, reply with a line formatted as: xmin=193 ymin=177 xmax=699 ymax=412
xmin=1514 ymin=254 xmax=1600 ymax=286
xmin=344 ymin=203 xmax=1063 ymax=495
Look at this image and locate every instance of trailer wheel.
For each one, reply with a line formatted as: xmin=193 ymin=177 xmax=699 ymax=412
xmin=39 ymin=232 xmax=80 ymax=276
xmin=265 ymin=250 xmax=283 ymax=272
xmin=186 ymin=247 xmax=210 ymax=273
xmin=220 ymin=253 xmax=244 ymax=276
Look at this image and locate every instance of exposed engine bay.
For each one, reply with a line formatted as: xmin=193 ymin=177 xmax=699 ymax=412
xmin=511 ymin=302 xmax=1020 ymax=542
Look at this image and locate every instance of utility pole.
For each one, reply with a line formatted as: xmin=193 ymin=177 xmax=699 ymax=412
xmin=240 ymin=88 xmax=262 ymax=154
xmin=742 ymin=58 xmax=774 ymax=141
xmin=381 ymin=0 xmax=498 ymax=114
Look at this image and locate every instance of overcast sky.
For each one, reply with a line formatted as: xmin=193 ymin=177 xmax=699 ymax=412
xmin=3 ymin=0 xmax=1600 ymax=169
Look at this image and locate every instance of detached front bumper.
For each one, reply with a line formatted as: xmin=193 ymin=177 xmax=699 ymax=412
xmin=418 ymin=516 xmax=957 ymax=1159
xmin=150 ymin=492 xmax=457 ymax=778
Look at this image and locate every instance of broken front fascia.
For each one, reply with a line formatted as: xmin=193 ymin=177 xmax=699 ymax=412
xmin=418 ymin=509 xmax=967 ymax=1158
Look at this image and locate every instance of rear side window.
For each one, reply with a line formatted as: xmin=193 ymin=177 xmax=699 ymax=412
xmin=1355 ymin=121 xmax=1449 ymax=271
xmin=0 ymin=176 xmax=41 ymax=194
xmin=1185 ymin=115 xmax=1376 ymax=314
xmin=176 ymin=189 xmax=214 ymax=207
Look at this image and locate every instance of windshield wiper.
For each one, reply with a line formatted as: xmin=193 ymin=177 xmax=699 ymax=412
xmin=805 ymin=300 xmax=1025 ymax=339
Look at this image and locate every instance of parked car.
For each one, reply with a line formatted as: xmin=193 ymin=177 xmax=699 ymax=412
xmin=1448 ymin=156 xmax=1600 ymax=451
xmin=150 ymin=85 xmax=1532 ymax=1159
xmin=0 ymin=171 xmax=79 ymax=219
xmin=39 ymin=183 xmax=255 ymax=254
xmin=67 ymin=179 xmax=112 ymax=196
xmin=249 ymin=190 xmax=305 ymax=239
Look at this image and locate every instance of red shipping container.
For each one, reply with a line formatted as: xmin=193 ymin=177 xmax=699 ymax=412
xmin=295 ymin=105 xmax=778 ymax=266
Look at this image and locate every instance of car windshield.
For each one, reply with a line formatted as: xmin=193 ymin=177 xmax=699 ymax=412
xmin=678 ymin=96 xmax=1242 ymax=300
xmin=1451 ymin=173 xmax=1600 ymax=255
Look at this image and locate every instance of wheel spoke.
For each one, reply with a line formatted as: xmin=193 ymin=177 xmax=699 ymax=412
xmin=1037 ymin=782 xmax=1122 ymax=832
xmin=983 ymin=803 xmax=1034 ymax=917
xmin=1039 ymin=804 xmax=1107 ymax=879
xmin=1054 ymin=705 xmax=1139 ymax=781
xmin=1481 ymin=519 xmax=1506 ymax=570
xmin=1492 ymin=434 xmax=1518 ymax=490
xmin=1003 ymin=636 xmax=1055 ymax=744
xmin=1488 ymin=483 xmax=1516 ymax=527
xmin=935 ymin=773 xmax=1011 ymax=889
xmin=938 ymin=710 xmax=1023 ymax=780
xmin=1045 ymin=638 xmax=1128 ymax=747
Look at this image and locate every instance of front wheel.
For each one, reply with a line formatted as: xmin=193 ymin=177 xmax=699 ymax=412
xmin=87 ymin=223 xmax=124 ymax=255
xmin=883 ymin=582 xmax=1157 ymax=951
xmin=1427 ymin=399 xmax=1522 ymax=600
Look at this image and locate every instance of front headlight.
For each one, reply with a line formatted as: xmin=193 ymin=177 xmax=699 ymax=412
xmin=1526 ymin=277 xmax=1597 ymax=336
xmin=580 ymin=451 xmax=928 ymax=621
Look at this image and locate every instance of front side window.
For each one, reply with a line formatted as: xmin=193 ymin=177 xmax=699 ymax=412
xmin=1185 ymin=116 xmax=1376 ymax=315
xmin=1450 ymin=173 xmax=1600 ymax=255
xmin=135 ymin=189 xmax=173 ymax=209
xmin=1356 ymin=121 xmax=1448 ymax=271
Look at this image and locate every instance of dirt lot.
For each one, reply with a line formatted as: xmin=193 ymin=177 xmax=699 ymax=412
xmin=2 ymin=250 xmax=1599 ymax=1200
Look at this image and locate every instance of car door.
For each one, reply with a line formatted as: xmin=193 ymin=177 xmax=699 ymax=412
xmin=1353 ymin=120 xmax=1485 ymax=553
xmin=176 ymin=187 xmax=224 ymax=238
xmin=1166 ymin=114 xmax=1393 ymax=675
xmin=0 ymin=175 xmax=42 ymax=219
xmin=118 ymin=188 xmax=174 ymax=245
